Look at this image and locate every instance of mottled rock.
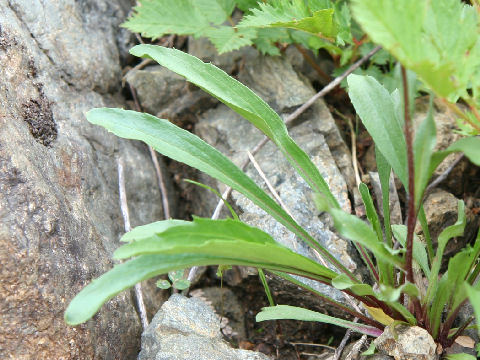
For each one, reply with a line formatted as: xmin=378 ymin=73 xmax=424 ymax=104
xmin=374 ymin=325 xmax=437 ymax=360
xmin=190 ymin=287 xmax=246 ymax=340
xmin=0 ymin=0 xmax=169 ymax=358
xmin=416 ymin=190 xmax=479 ymax=260
xmin=138 ymin=294 xmax=270 ymax=360
xmin=126 ymin=65 xmax=218 ymax=124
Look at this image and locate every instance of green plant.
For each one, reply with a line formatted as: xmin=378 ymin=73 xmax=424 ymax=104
xmin=66 ymin=0 xmax=480 ymax=355
xmin=156 ymin=270 xmax=191 ymax=291
xmin=123 ymin=0 xmax=397 ymax=85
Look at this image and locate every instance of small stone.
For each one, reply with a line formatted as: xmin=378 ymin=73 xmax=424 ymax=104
xmin=138 ymin=294 xmax=270 ymax=360
xmin=374 ymin=325 xmax=436 ymax=360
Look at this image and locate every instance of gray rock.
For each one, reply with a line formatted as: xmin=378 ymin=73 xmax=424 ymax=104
xmin=0 ymin=0 xmax=169 ymax=358
xmin=138 ymin=294 xmax=270 ymax=360
xmin=374 ymin=324 xmax=437 ymax=360
xmin=415 ymin=190 xmax=479 ymax=260
xmin=126 ymin=65 xmax=218 ymax=123
xmin=190 ymin=287 xmax=246 ymax=340
xmin=195 ymin=55 xmax=361 ymax=307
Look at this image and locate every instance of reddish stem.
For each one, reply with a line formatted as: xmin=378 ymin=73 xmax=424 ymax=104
xmin=401 ymin=66 xmax=422 ymax=321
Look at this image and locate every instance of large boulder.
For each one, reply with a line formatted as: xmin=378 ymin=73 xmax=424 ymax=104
xmin=0 ymin=0 xmax=169 ymax=358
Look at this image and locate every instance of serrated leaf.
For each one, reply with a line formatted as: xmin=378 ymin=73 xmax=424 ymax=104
xmin=256 ymin=305 xmax=383 ymax=336
xmin=351 ymin=0 xmax=480 ymax=99
xmin=204 ymin=26 xmax=257 ymax=54
xmin=347 ymin=74 xmax=407 ymax=186
xmin=238 ymin=1 xmax=337 ymax=38
xmin=122 ymin=0 xmax=210 ymax=39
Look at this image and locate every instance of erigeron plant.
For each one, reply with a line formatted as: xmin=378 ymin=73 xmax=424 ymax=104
xmin=66 ymin=0 xmax=480 ymax=357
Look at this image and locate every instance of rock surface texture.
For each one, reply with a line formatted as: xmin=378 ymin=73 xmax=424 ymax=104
xmin=138 ymin=294 xmax=270 ymax=360
xmin=0 ymin=0 xmax=168 ymax=358
xmin=374 ymin=325 xmax=437 ymax=360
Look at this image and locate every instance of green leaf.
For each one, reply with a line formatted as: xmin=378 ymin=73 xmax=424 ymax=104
xmin=87 ymin=108 xmax=346 ymax=274
xmin=168 ymin=270 xmax=185 ymax=282
xmin=429 ymin=137 xmax=480 ymax=180
xmin=445 ymin=354 xmax=476 ymax=360
xmin=362 ymin=342 xmax=376 ymax=356
xmin=239 ymin=3 xmax=337 ymax=39
xmin=392 ymin=224 xmax=430 ymax=278
xmin=66 ymin=216 xmax=343 ymax=325
xmin=256 ymin=305 xmax=383 ymax=336
xmin=129 ymin=45 xmax=339 ymax=210
xmin=235 ymin=0 xmax=261 ymax=13
xmin=172 ymin=279 xmax=191 ymax=290
xmin=115 ymin=218 xmax=339 ymax=281
xmin=466 ymin=284 xmax=480 ymax=338
xmin=315 ymin=195 xmax=404 ymax=269
xmin=430 ymin=246 xmax=474 ymax=338
xmin=122 ymin=0 xmax=224 ymax=39
xmin=351 ymin=0 xmax=480 ymax=100
xmin=375 ymin=148 xmax=393 ymax=246
xmin=332 ymin=274 xmax=375 ymax=297
xmin=413 ymin=99 xmax=436 ymax=207
xmin=156 ymin=279 xmax=171 ymax=289
xmin=347 ymin=74 xmax=407 ymax=186
xmin=203 ymin=26 xmax=257 ymax=54
xmin=358 ymin=183 xmax=383 ymax=243
xmin=427 ymin=200 xmax=466 ymax=301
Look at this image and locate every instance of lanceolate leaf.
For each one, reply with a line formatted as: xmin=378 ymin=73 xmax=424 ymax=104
xmin=347 ymin=74 xmax=407 ymax=186
xmin=429 ymin=137 xmax=480 ymax=180
xmin=426 ymin=200 xmax=466 ymax=305
xmin=392 ymin=224 xmax=430 ymax=278
xmin=256 ymin=305 xmax=383 ymax=337
xmin=114 ymin=218 xmax=338 ymax=280
xmin=87 ymin=108 xmax=345 ymax=273
xmin=413 ymin=100 xmax=436 ymax=207
xmin=65 ymin=218 xmax=340 ymax=325
xmin=130 ymin=45 xmax=339 ymax=209
xmin=466 ymin=284 xmax=480 ymax=338
xmin=315 ymin=194 xmax=404 ymax=269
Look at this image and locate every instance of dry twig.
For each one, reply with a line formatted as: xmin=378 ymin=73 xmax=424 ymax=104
xmin=117 ymin=160 xmax=149 ymax=330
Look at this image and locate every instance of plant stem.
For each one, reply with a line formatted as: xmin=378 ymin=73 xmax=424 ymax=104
xmin=294 ymin=44 xmax=332 ymax=83
xmin=438 ymin=298 xmax=469 ymax=345
xmin=401 ymin=66 xmax=422 ymax=321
